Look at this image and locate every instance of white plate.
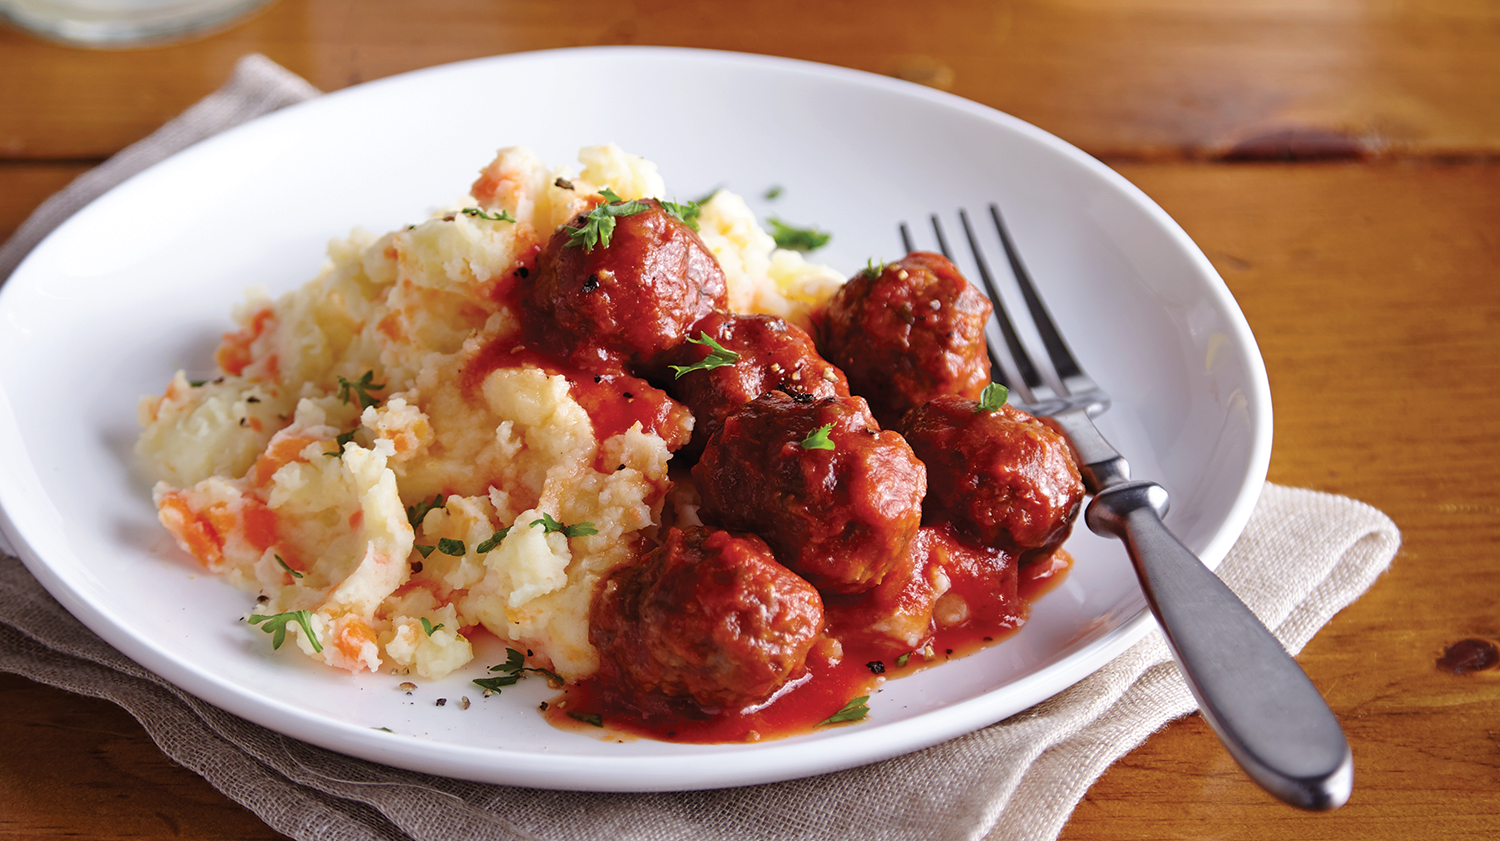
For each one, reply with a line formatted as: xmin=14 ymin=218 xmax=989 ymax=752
xmin=0 ymin=47 xmax=1270 ymax=792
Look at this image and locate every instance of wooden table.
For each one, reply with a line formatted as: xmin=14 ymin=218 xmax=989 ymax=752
xmin=3 ymin=1 xmax=1497 ymax=838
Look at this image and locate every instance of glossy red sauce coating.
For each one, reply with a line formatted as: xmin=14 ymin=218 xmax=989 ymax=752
xmin=545 ymin=547 xmax=1071 ymax=743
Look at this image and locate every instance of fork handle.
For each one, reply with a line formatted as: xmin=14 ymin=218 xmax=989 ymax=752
xmin=1085 ymin=480 xmax=1354 ymax=811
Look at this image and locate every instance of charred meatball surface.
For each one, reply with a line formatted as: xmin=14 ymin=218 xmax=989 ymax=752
xmin=590 ymin=526 xmax=825 ymax=710
xmin=818 ymin=252 xmax=992 ymax=428
xmin=528 ymin=198 xmax=728 ymax=371
xmin=693 ymin=392 xmax=926 ymax=594
xmin=900 ymin=395 xmax=1084 ymax=558
xmin=665 ymin=312 xmax=850 ymax=454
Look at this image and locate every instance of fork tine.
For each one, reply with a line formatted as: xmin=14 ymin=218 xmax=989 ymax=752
xmin=988 ymin=204 xmax=1101 ymax=399
xmin=952 ymin=209 xmax=1051 ymax=405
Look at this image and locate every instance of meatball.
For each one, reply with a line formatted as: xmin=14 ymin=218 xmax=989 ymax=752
xmin=528 ymin=198 xmax=728 ymax=371
xmin=825 ymin=523 xmax=1023 ymax=653
xmin=900 ymin=395 xmax=1084 ymax=558
xmin=818 ymin=251 xmax=992 ymax=428
xmin=693 ymin=392 xmax=926 ymax=594
xmin=663 ymin=312 xmax=850 ymax=455
xmin=590 ymin=526 xmax=825 ymax=710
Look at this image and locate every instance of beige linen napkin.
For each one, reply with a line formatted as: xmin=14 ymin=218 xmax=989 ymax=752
xmin=0 ymin=55 xmax=1401 ymax=841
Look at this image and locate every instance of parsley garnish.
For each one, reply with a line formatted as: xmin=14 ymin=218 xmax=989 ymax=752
xmin=800 ymin=423 xmax=836 ymax=451
xmin=326 ymin=427 xmax=357 ymax=458
xmin=414 ymin=545 xmax=436 ymax=558
xmin=336 ymin=370 xmax=385 ymax=409
xmin=406 ymin=494 xmax=445 ymax=529
xmin=975 ymin=383 xmax=1009 ymax=413
xmin=530 ymin=513 xmax=598 ymax=538
xmin=568 ymin=711 xmax=604 ymax=727
xmin=668 ymin=332 xmax=741 ymax=378
xmin=274 ymin=554 xmax=303 ymax=580
xmin=692 ymin=185 xmax=722 ymax=205
xmin=818 ymin=695 xmax=870 ymax=726
xmin=248 ymin=610 xmax=323 ymax=653
xmin=895 ymin=652 xmax=911 ymax=667
xmin=475 ymin=527 xmax=510 ymax=554
xmin=566 ymin=188 xmax=650 ymax=252
xmin=860 ymin=257 xmax=888 ymax=279
xmin=768 ymin=217 xmax=831 ymax=251
xmin=460 ymin=207 xmax=517 ymax=222
xmin=420 ymin=617 xmax=444 ymax=636
xmin=189 ymin=379 xmax=208 ymax=387
xmin=764 ymin=185 xmax=783 ymax=200
xmin=660 ymin=199 xmax=702 ymax=232
xmin=472 ymin=648 xmax=564 ymax=692
xmin=436 ymin=537 xmax=466 ymax=557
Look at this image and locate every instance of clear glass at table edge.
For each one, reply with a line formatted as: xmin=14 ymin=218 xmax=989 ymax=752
xmin=0 ymin=0 xmax=273 ymax=47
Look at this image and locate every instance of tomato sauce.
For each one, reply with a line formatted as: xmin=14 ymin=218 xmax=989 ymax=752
xmin=544 ymin=549 xmax=1071 ymax=742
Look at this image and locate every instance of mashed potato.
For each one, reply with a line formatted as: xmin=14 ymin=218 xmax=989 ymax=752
xmin=137 ymin=144 xmax=846 ymax=681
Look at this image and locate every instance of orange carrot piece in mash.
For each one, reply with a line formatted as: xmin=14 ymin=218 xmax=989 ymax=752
xmin=157 ymin=492 xmax=225 ymax=569
xmin=251 ymin=435 xmax=321 ymax=488
xmin=216 ymin=308 xmax=275 ymax=376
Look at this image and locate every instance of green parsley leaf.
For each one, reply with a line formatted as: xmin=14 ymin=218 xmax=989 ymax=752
xmin=336 ymin=370 xmax=385 ymax=410
xmin=692 ymin=185 xmax=722 ymax=205
xmin=668 ymin=332 xmax=742 ymax=379
xmin=660 ymin=199 xmax=702 ymax=232
xmin=860 ymin=257 xmax=888 ymax=279
xmin=326 ymin=427 xmax=358 ymax=459
xmin=437 ymin=537 xmax=466 ymax=557
xmin=817 ymin=695 xmax=870 ymax=726
xmin=975 ymin=383 xmax=1009 ymax=413
xmin=475 ymin=527 xmax=510 ymax=554
xmin=530 ymin=513 xmax=598 ymax=538
xmin=374 ymin=726 xmax=395 ymax=733
xmin=414 ymin=544 xmax=436 ymax=558
xmin=768 ymin=217 xmax=831 ymax=251
xmin=460 ymin=207 xmax=517 ymax=222
xmin=565 ymin=187 xmax=654 ymax=252
xmin=189 ymin=379 xmax=208 ymax=388
xmin=406 ymin=494 xmax=446 ymax=529
xmin=274 ymin=554 xmax=303 ymax=580
xmin=895 ymin=652 xmax=911 ymax=668
xmin=248 ymin=610 xmax=323 ymax=653
xmin=764 ymin=185 xmax=783 ymax=200
xmin=474 ymin=648 xmax=564 ymax=692
xmin=420 ymin=617 xmax=444 ymax=636
xmin=800 ymin=423 xmax=836 ymax=451
xmin=568 ymin=711 xmax=604 ymax=727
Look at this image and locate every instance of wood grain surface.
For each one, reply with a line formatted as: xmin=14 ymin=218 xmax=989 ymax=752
xmin=2 ymin=1 xmax=1497 ymax=839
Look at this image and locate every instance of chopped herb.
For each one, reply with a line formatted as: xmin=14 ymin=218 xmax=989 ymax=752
xmin=472 ymin=648 xmax=564 ymax=693
xmin=660 ymin=199 xmax=702 ymax=231
xmin=975 ymin=383 xmax=1009 ymax=413
xmin=800 ymin=423 xmax=836 ymax=451
xmin=768 ymin=217 xmax=831 ymax=251
xmin=764 ymin=185 xmax=783 ymax=200
xmin=860 ymin=257 xmax=889 ymax=279
xmin=326 ymin=427 xmax=357 ymax=458
xmin=818 ymin=695 xmax=870 ymax=726
xmin=374 ymin=727 xmax=395 ymax=733
xmin=437 ymin=537 xmax=466 ymax=557
xmin=248 ymin=610 xmax=322 ymax=653
xmin=336 ymin=370 xmax=385 ymax=409
xmin=274 ymin=554 xmax=303 ymax=580
xmin=569 ymin=711 xmax=605 ymax=727
xmin=189 ymin=379 xmax=208 ymax=387
xmin=895 ymin=652 xmax=911 ymax=667
xmin=668 ymin=332 xmax=741 ymax=378
xmin=566 ymin=188 xmax=651 ymax=252
xmin=460 ymin=207 xmax=517 ymax=222
xmin=530 ymin=513 xmax=598 ymax=538
xmin=475 ymin=527 xmax=510 ymax=554
xmin=414 ymin=545 xmax=436 ymax=558
xmin=406 ymin=494 xmax=445 ymax=529
xmin=866 ymin=660 xmax=885 ymax=674
xmin=420 ymin=617 xmax=444 ymax=636
xmin=692 ymin=185 xmax=722 ymax=205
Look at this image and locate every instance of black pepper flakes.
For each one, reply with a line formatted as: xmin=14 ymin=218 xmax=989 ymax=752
xmin=411 ymin=561 xmax=423 ymax=574
xmin=582 ymin=274 xmax=599 ymax=293
xmin=247 ymin=396 xmax=260 ymax=403
xmin=594 ymin=375 xmax=603 ymax=383
xmin=866 ymin=660 xmax=886 ymax=675
xmin=435 ymin=698 xmax=447 ymax=707
xmin=515 ymin=266 xmax=529 ymax=279
xmin=539 ymin=701 xmax=549 ymax=711
xmin=555 ymin=177 xmax=574 ymax=190
xmin=622 ymin=392 xmax=633 ymax=399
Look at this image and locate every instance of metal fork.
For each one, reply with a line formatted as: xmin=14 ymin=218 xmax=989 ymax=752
xmin=901 ymin=206 xmax=1353 ymax=811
